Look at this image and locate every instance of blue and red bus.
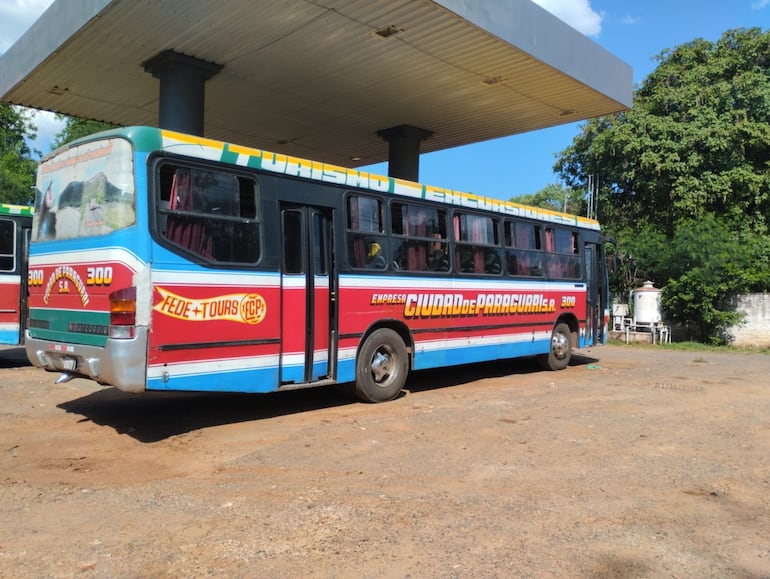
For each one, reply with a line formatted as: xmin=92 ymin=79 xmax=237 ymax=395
xmin=0 ymin=203 xmax=32 ymax=345
xmin=25 ymin=127 xmax=608 ymax=402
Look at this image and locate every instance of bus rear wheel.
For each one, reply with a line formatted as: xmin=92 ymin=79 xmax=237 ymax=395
xmin=538 ymin=322 xmax=572 ymax=371
xmin=355 ymin=328 xmax=408 ymax=403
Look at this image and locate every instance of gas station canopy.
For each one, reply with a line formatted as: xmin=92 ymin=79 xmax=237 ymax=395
xmin=0 ymin=0 xmax=632 ymax=170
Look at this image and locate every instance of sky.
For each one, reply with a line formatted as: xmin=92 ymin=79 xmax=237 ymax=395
xmin=1 ymin=0 xmax=769 ymax=201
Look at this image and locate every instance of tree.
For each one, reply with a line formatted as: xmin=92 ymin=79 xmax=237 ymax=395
xmin=557 ymin=28 xmax=770 ymax=236
xmin=554 ymin=28 xmax=770 ymax=343
xmin=50 ymin=115 xmax=116 ymax=150
xmin=0 ymin=104 xmax=38 ymax=205
xmin=660 ymin=214 xmax=755 ymax=342
xmin=510 ymin=183 xmax=587 ymax=215
xmin=605 ymin=224 xmax=667 ymax=304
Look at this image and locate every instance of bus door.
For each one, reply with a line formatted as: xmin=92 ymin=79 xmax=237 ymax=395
xmin=280 ymin=205 xmax=337 ymax=384
xmin=18 ymin=225 xmax=31 ymax=342
xmin=0 ymin=215 xmax=31 ymax=345
xmin=583 ymin=242 xmax=607 ymax=346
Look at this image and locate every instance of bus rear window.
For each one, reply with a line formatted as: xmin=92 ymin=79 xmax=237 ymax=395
xmin=33 ymin=138 xmax=135 ymax=241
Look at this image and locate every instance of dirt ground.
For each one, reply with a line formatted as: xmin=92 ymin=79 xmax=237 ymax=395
xmin=1 ymin=343 xmax=769 ymax=578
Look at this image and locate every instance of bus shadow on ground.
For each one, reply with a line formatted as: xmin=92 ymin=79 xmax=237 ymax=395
xmin=403 ymin=353 xmax=597 ymax=396
xmin=57 ymin=387 xmax=355 ymax=443
xmin=56 ymin=353 xmax=598 ymax=443
xmin=0 ymin=347 xmax=31 ymax=368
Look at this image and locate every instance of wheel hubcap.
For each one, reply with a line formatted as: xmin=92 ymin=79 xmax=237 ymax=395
xmin=371 ymin=349 xmax=392 ymax=383
xmin=552 ymin=332 xmax=569 ymax=359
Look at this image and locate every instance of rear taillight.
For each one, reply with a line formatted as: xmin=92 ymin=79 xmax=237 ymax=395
xmin=109 ymin=287 xmax=136 ymax=339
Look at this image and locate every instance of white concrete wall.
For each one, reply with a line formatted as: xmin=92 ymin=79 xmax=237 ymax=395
xmin=727 ymin=293 xmax=770 ymax=347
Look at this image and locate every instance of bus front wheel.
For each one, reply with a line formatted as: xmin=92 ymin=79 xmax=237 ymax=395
xmin=355 ymin=328 xmax=408 ymax=403
xmin=538 ymin=322 xmax=572 ymax=371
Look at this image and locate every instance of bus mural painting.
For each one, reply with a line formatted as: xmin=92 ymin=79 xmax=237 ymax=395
xmin=0 ymin=203 xmax=33 ymax=346
xmin=25 ymin=126 xmax=609 ymax=402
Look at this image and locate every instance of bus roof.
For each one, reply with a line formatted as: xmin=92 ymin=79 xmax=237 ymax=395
xmin=55 ymin=125 xmax=601 ymax=232
xmin=0 ymin=203 xmax=33 ymax=217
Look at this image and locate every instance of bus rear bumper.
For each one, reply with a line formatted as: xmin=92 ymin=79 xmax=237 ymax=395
xmin=25 ymin=327 xmax=148 ymax=393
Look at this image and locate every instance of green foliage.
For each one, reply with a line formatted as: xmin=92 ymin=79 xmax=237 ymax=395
xmin=607 ymin=225 xmax=668 ymax=300
xmin=557 ymin=28 xmax=770 ymax=237
xmin=660 ymin=214 xmax=754 ymax=343
xmin=50 ymin=115 xmax=116 ymax=150
xmin=0 ymin=110 xmax=115 ymax=205
xmin=510 ymin=183 xmax=587 ymax=215
xmin=0 ymin=104 xmax=38 ymax=205
xmin=554 ymin=28 xmax=770 ymax=343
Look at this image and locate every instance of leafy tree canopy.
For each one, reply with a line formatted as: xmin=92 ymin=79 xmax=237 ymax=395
xmin=50 ymin=115 xmax=116 ymax=150
xmin=510 ymin=183 xmax=588 ymax=216
xmin=554 ymin=28 xmax=770 ymax=342
xmin=0 ymin=104 xmax=38 ymax=205
xmin=556 ymin=28 xmax=770 ymax=236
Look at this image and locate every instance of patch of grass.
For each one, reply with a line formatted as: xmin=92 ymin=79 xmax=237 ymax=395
xmin=607 ymin=337 xmax=769 ymax=355
xmin=663 ymin=341 xmax=720 ymax=352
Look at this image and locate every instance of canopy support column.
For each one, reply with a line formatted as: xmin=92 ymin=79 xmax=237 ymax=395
xmin=143 ymin=50 xmax=223 ymax=136
xmin=377 ymin=125 xmax=433 ymax=182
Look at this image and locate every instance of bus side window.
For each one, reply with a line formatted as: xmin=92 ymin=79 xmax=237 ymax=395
xmin=160 ymin=165 xmax=260 ymax=264
xmin=544 ymin=227 xmax=581 ymax=279
xmin=214 ymin=177 xmax=260 ymax=263
xmin=390 ymin=203 xmax=448 ymax=272
xmin=505 ymin=220 xmax=544 ymax=277
xmin=239 ymin=177 xmax=258 ymax=219
xmin=0 ymin=220 xmax=14 ymax=271
xmin=231 ymin=178 xmax=261 ymax=263
xmin=405 ymin=209 xmax=427 ymax=271
xmin=454 ymin=213 xmax=499 ymax=275
xmin=484 ymin=248 xmax=502 ymax=274
xmin=347 ymin=195 xmax=386 ymax=270
xmin=283 ymin=210 xmax=303 ymax=274
xmin=164 ymin=168 xmax=214 ymax=258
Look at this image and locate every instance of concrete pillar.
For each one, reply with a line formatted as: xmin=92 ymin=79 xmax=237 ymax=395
xmin=143 ymin=50 xmax=223 ymax=136
xmin=377 ymin=125 xmax=433 ymax=182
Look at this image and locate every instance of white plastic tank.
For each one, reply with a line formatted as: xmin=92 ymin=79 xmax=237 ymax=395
xmin=633 ymin=281 xmax=662 ymax=325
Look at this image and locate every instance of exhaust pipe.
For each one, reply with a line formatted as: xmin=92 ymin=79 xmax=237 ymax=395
xmin=55 ymin=372 xmax=77 ymax=384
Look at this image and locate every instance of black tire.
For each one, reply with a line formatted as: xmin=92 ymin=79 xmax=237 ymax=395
xmin=355 ymin=328 xmax=408 ymax=403
xmin=538 ymin=322 xmax=572 ymax=371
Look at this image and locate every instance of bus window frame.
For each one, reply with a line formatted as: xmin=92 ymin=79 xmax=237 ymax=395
xmin=346 ymin=193 xmax=388 ymax=271
xmin=389 ymin=201 xmax=449 ymax=274
xmin=544 ymin=226 xmax=582 ymax=280
xmin=0 ymin=218 xmax=17 ymax=272
xmin=504 ymin=219 xmax=545 ymax=278
xmin=149 ymin=155 xmax=264 ymax=268
xmin=452 ymin=211 xmax=502 ymax=276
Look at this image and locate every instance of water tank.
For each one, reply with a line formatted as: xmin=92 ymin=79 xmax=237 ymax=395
xmin=633 ymin=281 xmax=662 ymax=325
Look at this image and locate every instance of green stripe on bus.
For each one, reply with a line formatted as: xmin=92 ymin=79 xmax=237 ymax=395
xmin=0 ymin=204 xmax=33 ymax=217
xmin=28 ymin=309 xmax=110 ymax=347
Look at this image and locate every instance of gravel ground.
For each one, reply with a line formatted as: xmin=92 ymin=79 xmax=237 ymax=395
xmin=1 ymin=343 xmax=769 ymax=578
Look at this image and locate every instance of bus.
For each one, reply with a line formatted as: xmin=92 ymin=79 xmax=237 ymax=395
xmin=25 ymin=126 xmax=608 ymax=402
xmin=0 ymin=203 xmax=32 ymax=346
